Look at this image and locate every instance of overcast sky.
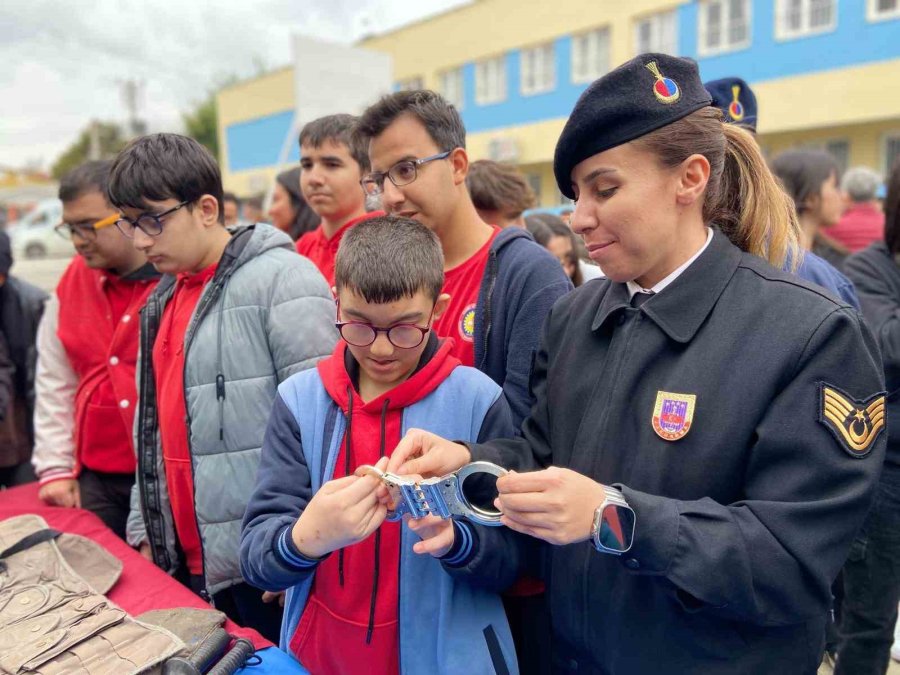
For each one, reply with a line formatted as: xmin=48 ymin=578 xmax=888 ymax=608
xmin=0 ymin=0 xmax=467 ymax=171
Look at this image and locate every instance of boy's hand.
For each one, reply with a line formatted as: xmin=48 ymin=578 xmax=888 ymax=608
xmin=39 ymin=479 xmax=81 ymax=508
xmin=407 ymin=515 xmax=455 ymax=558
xmin=292 ymin=456 xmax=390 ymax=558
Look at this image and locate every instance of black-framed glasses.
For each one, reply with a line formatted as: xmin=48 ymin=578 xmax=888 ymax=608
xmin=115 ymin=201 xmax=190 ymax=239
xmin=335 ymin=301 xmax=436 ymax=349
xmin=360 ymin=151 xmax=452 ymax=196
xmin=54 ymin=213 xmax=119 ymax=241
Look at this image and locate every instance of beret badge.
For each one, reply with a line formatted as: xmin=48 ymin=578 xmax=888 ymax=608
xmin=646 ymin=61 xmax=681 ymax=105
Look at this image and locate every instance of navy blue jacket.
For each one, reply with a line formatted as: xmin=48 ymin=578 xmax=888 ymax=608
xmin=469 ymin=229 xmax=884 ymax=674
xmin=796 ymin=250 xmax=860 ymax=308
xmin=473 ymin=227 xmax=572 ymax=427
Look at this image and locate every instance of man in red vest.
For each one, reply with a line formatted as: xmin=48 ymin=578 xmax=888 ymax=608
xmin=33 ymin=160 xmax=160 ymax=539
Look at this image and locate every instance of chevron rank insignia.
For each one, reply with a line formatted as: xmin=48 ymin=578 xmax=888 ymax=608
xmin=818 ymin=384 xmax=886 ymax=458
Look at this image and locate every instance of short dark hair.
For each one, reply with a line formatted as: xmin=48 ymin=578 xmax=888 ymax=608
xmin=770 ymin=149 xmax=840 ymax=216
xmin=356 ymin=90 xmax=466 ymax=153
xmin=299 ymin=114 xmax=369 ymax=173
xmin=108 ymin=133 xmax=225 ymax=223
xmin=335 ymin=215 xmax=444 ymax=303
xmin=59 ymin=160 xmax=114 ymax=204
xmin=223 ymin=192 xmax=240 ymax=207
xmin=467 ymin=160 xmax=536 ymax=215
xmin=884 ymin=158 xmax=900 ymax=255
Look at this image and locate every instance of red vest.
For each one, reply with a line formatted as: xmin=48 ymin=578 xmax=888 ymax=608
xmin=56 ymin=257 xmax=157 ymax=475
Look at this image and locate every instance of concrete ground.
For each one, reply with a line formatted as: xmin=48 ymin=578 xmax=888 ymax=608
xmin=12 ymin=254 xmax=72 ymax=292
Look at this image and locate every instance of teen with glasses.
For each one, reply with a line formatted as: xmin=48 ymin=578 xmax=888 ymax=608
xmin=357 ymin=90 xmax=570 ymax=675
xmin=33 ymin=160 xmax=159 ymax=539
xmin=107 ymin=133 xmax=337 ymax=642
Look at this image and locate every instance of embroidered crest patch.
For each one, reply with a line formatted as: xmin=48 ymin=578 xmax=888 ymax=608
xmin=459 ymin=304 xmax=476 ymax=342
xmin=819 ymin=384 xmax=886 ymax=458
xmin=646 ymin=61 xmax=681 ymax=105
xmin=652 ymin=391 xmax=696 ymax=441
xmin=728 ymin=84 xmax=745 ymax=121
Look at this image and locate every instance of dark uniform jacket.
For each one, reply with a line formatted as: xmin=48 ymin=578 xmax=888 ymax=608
xmin=471 ymin=229 xmax=885 ymax=675
xmin=844 ymin=241 xmax=900 ymax=476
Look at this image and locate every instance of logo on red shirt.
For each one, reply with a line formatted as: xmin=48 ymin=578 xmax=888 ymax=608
xmin=459 ymin=304 xmax=476 ymax=342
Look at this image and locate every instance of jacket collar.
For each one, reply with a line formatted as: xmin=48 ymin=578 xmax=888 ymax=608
xmin=592 ymin=228 xmax=742 ymax=343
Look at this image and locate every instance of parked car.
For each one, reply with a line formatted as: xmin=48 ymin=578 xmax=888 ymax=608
xmin=8 ymin=199 xmax=73 ymax=260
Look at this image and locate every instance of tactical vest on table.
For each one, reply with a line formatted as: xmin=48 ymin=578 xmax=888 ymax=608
xmin=0 ymin=514 xmax=183 ymax=674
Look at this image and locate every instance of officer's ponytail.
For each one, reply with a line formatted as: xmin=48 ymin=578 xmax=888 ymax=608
xmin=635 ymin=107 xmax=800 ymax=270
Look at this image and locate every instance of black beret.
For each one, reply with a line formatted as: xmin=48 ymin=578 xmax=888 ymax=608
xmin=554 ymin=53 xmax=712 ymax=199
xmin=705 ymin=76 xmax=757 ymax=132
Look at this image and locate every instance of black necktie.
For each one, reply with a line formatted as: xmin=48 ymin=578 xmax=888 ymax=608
xmin=630 ymin=291 xmax=654 ymax=308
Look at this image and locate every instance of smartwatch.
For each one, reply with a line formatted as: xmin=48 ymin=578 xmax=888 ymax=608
xmin=590 ymin=486 xmax=636 ymax=555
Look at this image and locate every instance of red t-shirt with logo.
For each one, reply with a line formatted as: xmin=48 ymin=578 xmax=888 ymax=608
xmin=433 ymin=228 xmax=499 ymax=367
xmin=152 ymin=263 xmax=218 ymax=575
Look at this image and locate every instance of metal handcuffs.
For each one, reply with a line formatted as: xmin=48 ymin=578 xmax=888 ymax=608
xmin=354 ymin=461 xmax=508 ymax=527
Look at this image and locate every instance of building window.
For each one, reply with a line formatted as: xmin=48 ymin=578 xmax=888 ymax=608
xmin=397 ymin=77 xmax=423 ymax=91
xmin=699 ymin=0 xmax=751 ymax=55
xmin=525 ymin=173 xmax=543 ymax=205
xmin=572 ymin=27 xmax=611 ymax=83
xmin=885 ymin=134 xmax=900 ymax=175
xmin=775 ymin=0 xmax=837 ymax=39
xmin=438 ymin=68 xmax=464 ymax=110
xmin=635 ymin=10 xmax=679 ymax=55
xmin=475 ymin=56 xmax=507 ymax=105
xmin=520 ymin=43 xmax=556 ymax=96
xmin=825 ymin=140 xmax=850 ymax=175
xmin=868 ymin=0 xmax=900 ymax=21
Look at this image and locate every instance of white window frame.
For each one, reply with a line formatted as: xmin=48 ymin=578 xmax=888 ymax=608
xmin=397 ymin=77 xmax=424 ymax=91
xmin=571 ymin=27 xmax=611 ymax=84
xmin=774 ymin=0 xmax=838 ymax=40
xmin=520 ymin=42 xmax=556 ymax=96
xmin=475 ymin=56 xmax=507 ymax=105
xmin=634 ymin=9 xmax=679 ymax=55
xmin=698 ymin=0 xmax=752 ymax=55
xmin=883 ymin=132 xmax=900 ymax=176
xmin=438 ymin=67 xmax=465 ymax=110
xmin=867 ymin=0 xmax=900 ymax=22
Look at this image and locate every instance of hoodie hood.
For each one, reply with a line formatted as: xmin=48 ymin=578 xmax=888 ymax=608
xmin=219 ymin=223 xmax=294 ymax=277
xmin=317 ymin=333 xmax=460 ymax=414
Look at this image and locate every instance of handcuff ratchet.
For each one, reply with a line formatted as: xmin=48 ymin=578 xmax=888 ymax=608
xmin=354 ymin=461 xmax=508 ymax=527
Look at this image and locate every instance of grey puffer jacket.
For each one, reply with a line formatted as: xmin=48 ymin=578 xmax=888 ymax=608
xmin=126 ymin=224 xmax=338 ymax=597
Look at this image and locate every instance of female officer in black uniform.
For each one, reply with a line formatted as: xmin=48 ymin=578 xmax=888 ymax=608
xmin=387 ymin=54 xmax=885 ymax=675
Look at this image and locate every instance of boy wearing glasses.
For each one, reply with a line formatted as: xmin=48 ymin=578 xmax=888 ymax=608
xmin=356 ymin=90 xmax=570 ymax=429
xmin=107 ymin=133 xmax=337 ymax=641
xmin=241 ymin=215 xmax=520 ymax=674
xmin=33 ymin=160 xmax=158 ymax=539
xmin=296 ymin=114 xmax=382 ymax=286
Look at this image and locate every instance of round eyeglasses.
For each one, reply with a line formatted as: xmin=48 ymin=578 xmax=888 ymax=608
xmin=115 ymin=201 xmax=189 ymax=239
xmin=335 ymin=302 xmax=436 ymax=349
xmin=360 ymin=151 xmax=452 ymax=197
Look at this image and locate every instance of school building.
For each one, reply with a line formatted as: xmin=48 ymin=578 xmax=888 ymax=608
xmin=217 ymin=0 xmax=900 ymax=205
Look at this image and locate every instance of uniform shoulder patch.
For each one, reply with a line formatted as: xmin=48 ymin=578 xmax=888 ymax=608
xmin=818 ymin=383 xmax=886 ymax=459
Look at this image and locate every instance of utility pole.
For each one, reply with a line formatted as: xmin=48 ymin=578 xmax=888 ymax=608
xmin=119 ymin=79 xmax=147 ymax=138
xmin=88 ymin=120 xmax=101 ymax=160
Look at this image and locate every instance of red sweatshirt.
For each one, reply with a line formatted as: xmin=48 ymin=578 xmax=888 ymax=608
xmin=288 ymin=336 xmax=460 ymax=674
xmin=152 ymin=263 xmax=218 ymax=575
xmin=295 ymin=211 xmax=384 ymax=287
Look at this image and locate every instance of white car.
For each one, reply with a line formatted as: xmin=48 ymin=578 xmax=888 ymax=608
xmin=8 ymin=199 xmax=74 ymax=260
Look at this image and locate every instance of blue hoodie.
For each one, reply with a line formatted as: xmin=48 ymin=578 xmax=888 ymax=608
xmin=473 ymin=228 xmax=573 ymax=427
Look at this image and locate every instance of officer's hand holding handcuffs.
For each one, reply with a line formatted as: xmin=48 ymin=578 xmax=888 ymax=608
xmin=388 ymin=429 xmax=635 ymax=554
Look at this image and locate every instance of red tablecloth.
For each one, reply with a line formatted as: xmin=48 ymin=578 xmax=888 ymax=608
xmin=0 ymin=482 xmax=271 ymax=650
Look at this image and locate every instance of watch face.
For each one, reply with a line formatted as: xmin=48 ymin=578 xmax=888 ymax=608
xmin=598 ymin=503 xmax=636 ymax=553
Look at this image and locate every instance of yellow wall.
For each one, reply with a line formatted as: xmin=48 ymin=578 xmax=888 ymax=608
xmin=762 ymin=119 xmax=900 ymax=173
xmin=361 ymin=0 xmax=686 ymax=83
xmin=755 ymin=59 xmax=900 ymax=135
xmin=217 ymin=67 xmax=294 ymax=196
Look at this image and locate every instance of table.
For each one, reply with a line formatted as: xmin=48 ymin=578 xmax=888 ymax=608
xmin=0 ymin=482 xmax=301 ymax=674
